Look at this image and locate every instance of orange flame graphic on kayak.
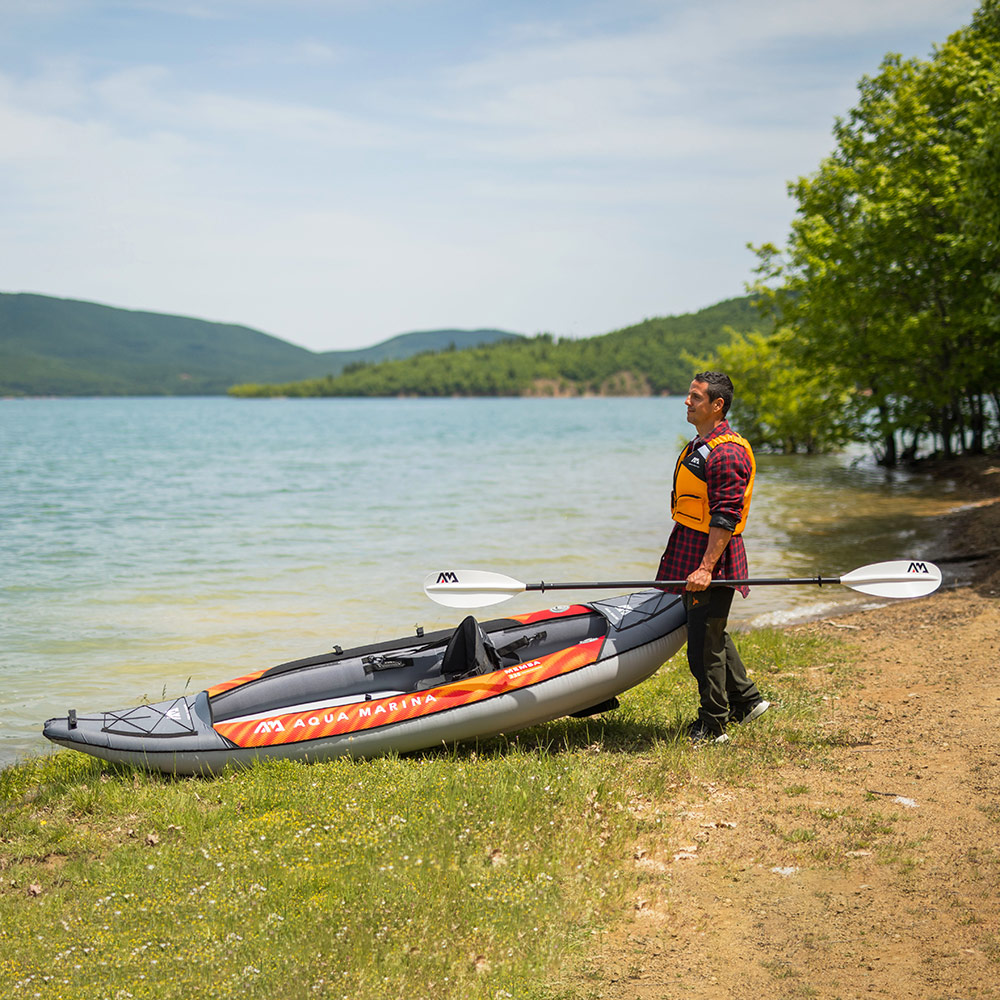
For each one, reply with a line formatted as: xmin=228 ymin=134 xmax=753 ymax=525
xmin=214 ymin=637 xmax=604 ymax=749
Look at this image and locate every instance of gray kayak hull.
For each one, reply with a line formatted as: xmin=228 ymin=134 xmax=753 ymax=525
xmin=43 ymin=590 xmax=686 ymax=775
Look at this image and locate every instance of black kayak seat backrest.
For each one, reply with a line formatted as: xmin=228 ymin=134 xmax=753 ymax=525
xmin=441 ymin=615 xmax=502 ymax=678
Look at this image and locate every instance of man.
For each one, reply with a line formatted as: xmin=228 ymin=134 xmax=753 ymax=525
xmin=657 ymin=371 xmax=769 ymax=744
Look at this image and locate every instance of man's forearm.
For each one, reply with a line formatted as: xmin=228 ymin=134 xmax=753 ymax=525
xmin=699 ymin=526 xmax=733 ymax=573
xmin=686 ymin=527 xmax=734 ymax=591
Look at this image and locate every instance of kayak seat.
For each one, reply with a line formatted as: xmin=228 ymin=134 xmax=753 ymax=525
xmin=441 ymin=616 xmax=502 ymax=679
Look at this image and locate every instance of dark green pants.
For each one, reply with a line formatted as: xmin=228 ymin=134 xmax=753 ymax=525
xmin=683 ymin=587 xmax=760 ymax=733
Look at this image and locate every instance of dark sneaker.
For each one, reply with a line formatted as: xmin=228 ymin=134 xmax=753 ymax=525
xmin=730 ymin=699 xmax=770 ymax=725
xmin=687 ymin=719 xmax=729 ymax=744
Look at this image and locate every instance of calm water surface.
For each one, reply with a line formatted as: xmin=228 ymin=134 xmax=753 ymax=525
xmin=0 ymin=397 xmax=956 ymax=766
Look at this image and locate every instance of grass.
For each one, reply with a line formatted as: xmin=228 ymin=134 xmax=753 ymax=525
xmin=0 ymin=627 xmax=848 ymax=1000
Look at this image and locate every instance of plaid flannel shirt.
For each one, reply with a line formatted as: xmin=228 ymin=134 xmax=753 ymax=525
xmin=656 ymin=420 xmax=751 ymax=596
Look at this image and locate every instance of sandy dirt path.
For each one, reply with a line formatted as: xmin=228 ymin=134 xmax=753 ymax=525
xmin=589 ymin=476 xmax=1000 ymax=999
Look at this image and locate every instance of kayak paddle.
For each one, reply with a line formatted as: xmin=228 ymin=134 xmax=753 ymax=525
xmin=423 ymin=560 xmax=943 ymax=608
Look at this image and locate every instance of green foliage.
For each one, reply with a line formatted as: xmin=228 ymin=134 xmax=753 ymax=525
xmin=688 ymin=328 xmax=860 ymax=453
xmin=0 ymin=293 xmax=521 ymax=396
xmin=962 ymin=7 xmax=1000 ymax=337
xmin=229 ymin=297 xmax=765 ymax=398
xmin=752 ymin=0 xmax=1000 ymax=464
xmin=1 ymin=288 xmax=766 ymax=400
xmin=0 ymin=294 xmax=321 ymax=396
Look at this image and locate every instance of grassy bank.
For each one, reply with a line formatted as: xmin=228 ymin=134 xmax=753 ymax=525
xmin=0 ymin=628 xmax=848 ymax=1000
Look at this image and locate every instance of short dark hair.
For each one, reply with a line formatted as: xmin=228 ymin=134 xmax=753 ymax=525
xmin=692 ymin=371 xmax=734 ymax=416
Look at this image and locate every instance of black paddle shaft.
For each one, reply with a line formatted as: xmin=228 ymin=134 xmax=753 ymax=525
xmin=527 ymin=576 xmax=840 ymax=592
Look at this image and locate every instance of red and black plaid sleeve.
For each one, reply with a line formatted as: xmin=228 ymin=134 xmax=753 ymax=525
xmin=706 ymin=433 xmax=752 ymax=529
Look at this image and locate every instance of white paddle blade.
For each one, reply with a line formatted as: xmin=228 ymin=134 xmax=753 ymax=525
xmin=839 ymin=560 xmax=942 ymax=598
xmin=423 ymin=569 xmax=527 ymax=608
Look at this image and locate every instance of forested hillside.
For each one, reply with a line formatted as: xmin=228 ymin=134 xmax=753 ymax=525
xmin=230 ymin=297 xmax=762 ymax=398
xmin=0 ymin=293 xmax=521 ymax=396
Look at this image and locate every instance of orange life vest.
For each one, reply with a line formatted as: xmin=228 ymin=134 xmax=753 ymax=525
xmin=670 ymin=432 xmax=755 ymax=535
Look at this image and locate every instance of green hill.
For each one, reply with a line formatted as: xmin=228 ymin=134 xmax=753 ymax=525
xmin=0 ymin=293 xmax=522 ymax=396
xmin=230 ymin=297 xmax=765 ymax=398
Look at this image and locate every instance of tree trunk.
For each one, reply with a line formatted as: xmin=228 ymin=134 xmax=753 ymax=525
xmin=939 ymin=405 xmax=955 ymax=459
xmin=969 ymin=393 xmax=985 ymax=455
xmin=877 ymin=430 xmax=898 ymax=467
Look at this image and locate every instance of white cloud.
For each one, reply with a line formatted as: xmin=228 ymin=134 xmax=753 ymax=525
xmin=716 ymin=0 xmax=976 ymax=42
xmin=0 ymin=0 xmax=984 ymax=348
xmin=82 ymin=65 xmax=390 ymax=149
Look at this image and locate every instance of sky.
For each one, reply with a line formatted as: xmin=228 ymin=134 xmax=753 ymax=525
xmin=0 ymin=0 xmax=982 ymax=352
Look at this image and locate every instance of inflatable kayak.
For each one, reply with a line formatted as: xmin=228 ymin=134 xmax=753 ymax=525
xmin=43 ymin=589 xmax=686 ymax=775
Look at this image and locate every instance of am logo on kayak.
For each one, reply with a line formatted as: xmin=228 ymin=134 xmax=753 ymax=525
xmin=907 ymin=561 xmax=930 ymax=574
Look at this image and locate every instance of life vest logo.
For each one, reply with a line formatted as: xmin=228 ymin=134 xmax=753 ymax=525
xmin=253 ymin=719 xmax=286 ymax=735
xmin=436 ymin=571 xmax=459 ymax=584
xmin=907 ymin=561 xmax=929 ymax=574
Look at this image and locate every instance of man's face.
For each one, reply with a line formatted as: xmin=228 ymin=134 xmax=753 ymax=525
xmin=684 ymin=380 xmax=723 ymax=428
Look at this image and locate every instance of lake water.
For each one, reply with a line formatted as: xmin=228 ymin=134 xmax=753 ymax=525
xmin=0 ymin=397 xmax=956 ymax=767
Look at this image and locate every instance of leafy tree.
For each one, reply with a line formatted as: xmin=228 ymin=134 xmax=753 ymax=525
xmin=962 ymin=1 xmax=1000 ymax=426
xmin=752 ymin=0 xmax=1000 ymax=463
xmin=688 ymin=329 xmax=858 ymax=453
